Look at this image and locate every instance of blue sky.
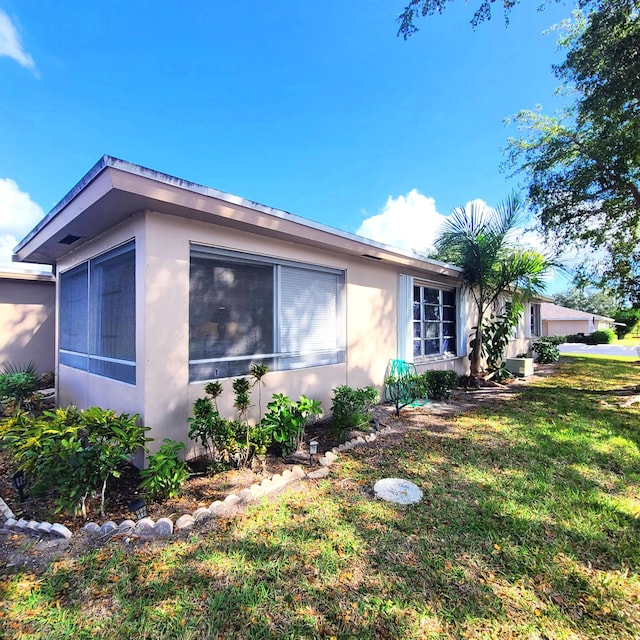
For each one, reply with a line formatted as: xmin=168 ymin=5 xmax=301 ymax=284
xmin=0 ymin=1 xmax=574 ymax=290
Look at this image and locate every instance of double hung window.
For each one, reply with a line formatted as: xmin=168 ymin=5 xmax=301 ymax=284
xmin=58 ymin=242 xmax=136 ymax=384
xmin=189 ymin=247 xmax=345 ymax=381
xmin=412 ymin=284 xmax=457 ymax=358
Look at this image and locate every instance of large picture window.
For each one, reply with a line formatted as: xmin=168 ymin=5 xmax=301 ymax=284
xmin=412 ymin=284 xmax=457 ymax=358
xmin=58 ymin=242 xmax=136 ymax=384
xmin=189 ymin=247 xmax=345 ymax=381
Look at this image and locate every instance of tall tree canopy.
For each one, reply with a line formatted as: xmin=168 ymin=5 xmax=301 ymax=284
xmin=553 ymin=286 xmax=619 ymax=317
xmin=397 ymin=0 xmax=599 ymax=36
xmin=506 ymin=1 xmax=640 ymax=305
xmin=434 ymin=193 xmax=554 ymax=375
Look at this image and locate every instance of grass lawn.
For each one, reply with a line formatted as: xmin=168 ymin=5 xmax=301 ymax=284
xmin=1 ymin=358 xmax=639 ymax=639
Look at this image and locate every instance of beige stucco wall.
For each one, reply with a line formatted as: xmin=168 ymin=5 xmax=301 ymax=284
xmin=54 ymin=209 xmax=474 ymax=460
xmin=149 ymin=211 xmax=395 ymax=457
xmin=543 ymin=319 xmax=590 ymax=337
xmin=0 ymin=276 xmax=55 ymax=374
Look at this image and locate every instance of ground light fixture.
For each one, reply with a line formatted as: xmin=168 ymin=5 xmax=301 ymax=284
xmin=308 ymin=438 xmax=319 ymax=466
xmin=11 ymin=470 xmax=27 ymax=502
xmin=128 ymin=497 xmax=148 ymax=520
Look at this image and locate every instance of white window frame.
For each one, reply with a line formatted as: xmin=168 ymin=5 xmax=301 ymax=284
xmin=189 ymin=246 xmax=346 ymax=381
xmin=412 ymin=282 xmax=458 ymax=359
xmin=530 ymin=303 xmax=542 ymax=338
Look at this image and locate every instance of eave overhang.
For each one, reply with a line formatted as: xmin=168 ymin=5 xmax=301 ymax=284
xmin=13 ymin=156 xmax=462 ymax=280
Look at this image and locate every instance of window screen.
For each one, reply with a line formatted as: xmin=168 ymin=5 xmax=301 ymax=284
xmin=58 ymin=242 xmax=136 ymax=384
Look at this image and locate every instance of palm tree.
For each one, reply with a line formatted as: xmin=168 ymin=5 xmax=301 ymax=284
xmin=435 ymin=192 xmax=555 ymax=376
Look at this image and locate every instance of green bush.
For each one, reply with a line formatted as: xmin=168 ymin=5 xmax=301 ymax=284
xmin=613 ymin=308 xmax=640 ymax=338
xmin=591 ymin=329 xmax=616 ymax=344
xmin=1 ymin=406 xmax=149 ymax=517
xmin=139 ymin=439 xmax=189 ymax=501
xmin=331 ymin=385 xmax=379 ymax=439
xmin=532 ymin=338 xmax=560 ymax=363
xmin=0 ymin=371 xmax=38 ymax=411
xmin=412 ymin=370 xmax=459 ymax=401
xmin=261 ymin=394 xmax=322 ymax=456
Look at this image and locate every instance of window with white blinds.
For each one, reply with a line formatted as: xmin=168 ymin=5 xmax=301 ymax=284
xmin=58 ymin=242 xmax=136 ymax=384
xmin=189 ymin=247 xmax=345 ymax=381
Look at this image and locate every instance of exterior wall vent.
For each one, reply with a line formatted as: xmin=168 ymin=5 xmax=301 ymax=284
xmin=59 ymin=234 xmax=82 ymax=245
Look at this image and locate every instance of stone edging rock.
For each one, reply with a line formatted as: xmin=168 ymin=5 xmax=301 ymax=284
xmin=0 ymin=424 xmax=396 ymax=543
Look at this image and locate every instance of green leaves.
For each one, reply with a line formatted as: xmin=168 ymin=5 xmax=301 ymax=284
xmin=1 ymin=406 xmax=149 ymax=517
xmin=434 ymin=193 xmax=555 ymax=374
xmin=507 ymin=3 xmax=640 ymax=304
xmin=331 ymin=386 xmax=378 ymax=437
xmin=139 ymin=439 xmax=189 ymax=501
xmin=261 ymin=394 xmax=322 ymax=456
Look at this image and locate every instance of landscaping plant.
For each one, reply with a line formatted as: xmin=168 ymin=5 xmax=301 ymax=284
xmin=482 ymin=300 xmax=523 ymax=372
xmin=1 ymin=406 xmax=149 ymax=518
xmin=0 ymin=370 xmax=38 ymax=413
xmin=139 ymin=439 xmax=189 ymax=501
xmin=331 ymin=385 xmax=378 ymax=436
xmin=532 ymin=337 xmax=561 ymax=364
xmin=413 ymin=369 xmax=459 ymax=401
xmin=250 ymin=363 xmax=269 ymax=423
xmin=261 ymin=393 xmax=322 ymax=456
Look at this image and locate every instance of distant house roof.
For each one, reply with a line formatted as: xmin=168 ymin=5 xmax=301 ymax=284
xmin=540 ymin=302 xmax=613 ymax=323
xmin=0 ymin=270 xmax=54 ymax=283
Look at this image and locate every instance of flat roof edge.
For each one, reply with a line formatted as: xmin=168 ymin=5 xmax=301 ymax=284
xmin=102 ymin=157 xmax=463 ymax=274
xmin=0 ymin=269 xmax=55 ymax=282
xmin=13 ymin=155 xmax=463 ymax=275
xmin=13 ymin=156 xmax=111 ymax=255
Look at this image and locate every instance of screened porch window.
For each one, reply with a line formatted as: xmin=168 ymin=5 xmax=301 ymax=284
xmin=189 ymin=247 xmax=345 ymax=381
xmin=412 ymin=285 xmax=457 ymax=358
xmin=58 ymin=242 xmax=136 ymax=384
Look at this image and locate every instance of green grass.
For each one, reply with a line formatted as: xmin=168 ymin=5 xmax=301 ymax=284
xmin=561 ymin=352 xmax=639 ymax=362
xmin=2 ymin=358 xmax=639 ymax=639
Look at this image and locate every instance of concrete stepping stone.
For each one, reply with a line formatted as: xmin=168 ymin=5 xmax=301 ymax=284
xmin=373 ymin=478 xmax=423 ymax=505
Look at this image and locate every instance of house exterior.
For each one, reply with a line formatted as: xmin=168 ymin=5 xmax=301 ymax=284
xmin=0 ymin=270 xmax=56 ymax=374
xmin=540 ymin=302 xmax=615 ymax=337
xmin=13 ymin=156 xmax=539 ymax=457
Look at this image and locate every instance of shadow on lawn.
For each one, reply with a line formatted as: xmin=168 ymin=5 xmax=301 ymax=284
xmin=2 ymin=359 xmax=639 ymax=638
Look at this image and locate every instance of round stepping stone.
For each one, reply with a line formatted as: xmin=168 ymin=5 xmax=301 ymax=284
xmin=373 ymin=478 xmax=423 ymax=505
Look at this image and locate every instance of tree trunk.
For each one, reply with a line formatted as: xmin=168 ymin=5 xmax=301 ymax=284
xmin=470 ymin=320 xmax=484 ymax=376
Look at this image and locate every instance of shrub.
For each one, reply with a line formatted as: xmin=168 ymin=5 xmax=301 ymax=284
xmin=613 ymin=308 xmax=640 ymax=338
xmin=139 ymin=439 xmax=189 ymax=501
xmin=1 ymin=406 xmax=149 ymax=517
xmin=262 ymin=394 xmax=322 ymax=456
xmin=331 ymin=385 xmax=378 ymax=439
xmin=591 ymin=329 xmax=616 ymax=344
xmin=0 ymin=371 xmax=38 ymax=412
xmin=532 ymin=338 xmax=560 ymax=363
xmin=412 ymin=370 xmax=459 ymax=401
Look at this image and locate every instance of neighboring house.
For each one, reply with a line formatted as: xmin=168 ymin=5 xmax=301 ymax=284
xmin=13 ymin=156 xmax=539 ymax=457
xmin=540 ymin=302 xmax=615 ymax=337
xmin=0 ymin=270 xmax=56 ymax=374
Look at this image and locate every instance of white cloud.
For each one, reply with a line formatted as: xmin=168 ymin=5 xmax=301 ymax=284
xmin=357 ymin=189 xmax=447 ymax=254
xmin=0 ymin=10 xmax=36 ymax=71
xmin=0 ymin=178 xmax=46 ymax=271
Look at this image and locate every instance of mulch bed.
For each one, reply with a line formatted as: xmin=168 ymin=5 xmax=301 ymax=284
xmin=0 ymin=417 xmax=349 ymax=531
